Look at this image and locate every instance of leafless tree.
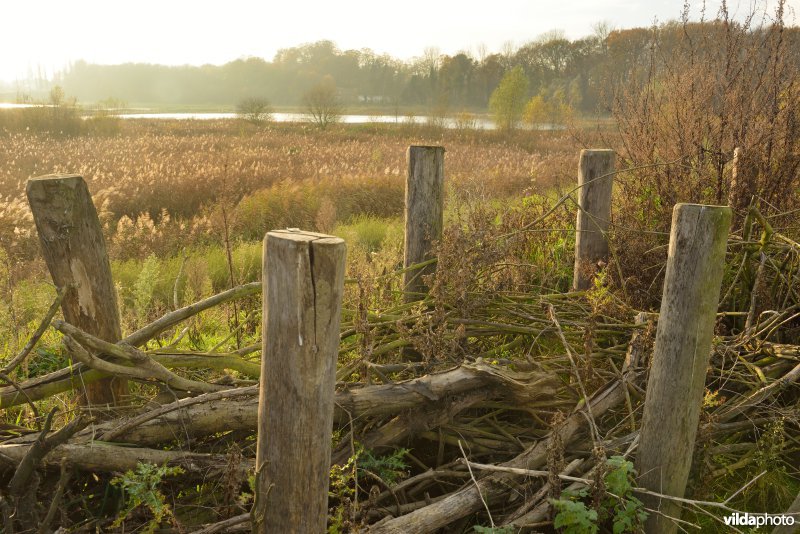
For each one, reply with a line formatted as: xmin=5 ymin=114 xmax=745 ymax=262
xmin=236 ymin=96 xmax=273 ymax=124
xmin=302 ymin=77 xmax=342 ymax=129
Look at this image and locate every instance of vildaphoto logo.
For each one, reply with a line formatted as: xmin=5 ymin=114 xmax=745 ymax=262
xmin=723 ymin=512 xmax=796 ymax=527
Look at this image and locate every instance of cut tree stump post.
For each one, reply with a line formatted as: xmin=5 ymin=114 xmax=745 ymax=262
xmin=403 ymin=145 xmax=444 ymax=301
xmin=637 ymin=203 xmax=731 ymax=534
xmin=26 ymin=174 xmax=128 ymax=406
xmin=572 ymin=149 xmax=615 ymax=291
xmin=253 ymin=229 xmax=346 ymax=534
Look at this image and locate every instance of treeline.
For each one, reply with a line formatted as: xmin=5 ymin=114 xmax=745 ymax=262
xmin=41 ymin=19 xmax=800 ymax=113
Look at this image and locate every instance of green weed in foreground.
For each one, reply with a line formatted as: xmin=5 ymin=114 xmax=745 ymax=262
xmin=549 ymin=456 xmax=647 ymax=534
xmin=328 ymin=446 xmax=410 ymax=534
xmin=111 ymin=462 xmax=184 ymax=533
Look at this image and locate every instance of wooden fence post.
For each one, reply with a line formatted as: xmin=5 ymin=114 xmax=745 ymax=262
xmin=637 ymin=203 xmax=731 ymax=534
xmin=26 ymin=174 xmax=128 ymax=406
xmin=253 ymin=229 xmax=346 ymax=533
xmin=403 ymin=145 xmax=444 ymax=301
xmin=728 ymin=146 xmax=754 ymax=226
xmin=572 ymin=149 xmax=615 ymax=291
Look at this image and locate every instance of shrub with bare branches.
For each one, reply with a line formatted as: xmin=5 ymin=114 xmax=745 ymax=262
xmin=607 ymin=0 xmax=800 ymax=305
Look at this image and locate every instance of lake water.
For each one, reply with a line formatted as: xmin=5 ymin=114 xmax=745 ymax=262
xmin=116 ymin=111 xmax=501 ymax=129
xmin=0 ymin=102 xmax=37 ymax=109
xmin=2 ymin=102 xmax=561 ymax=130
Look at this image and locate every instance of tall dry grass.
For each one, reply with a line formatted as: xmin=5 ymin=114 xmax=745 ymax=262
xmin=0 ymin=120 xmax=578 ymax=266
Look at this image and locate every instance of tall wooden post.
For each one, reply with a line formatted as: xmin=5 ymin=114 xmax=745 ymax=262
xmin=253 ymin=229 xmax=346 ymax=534
xmin=572 ymin=149 xmax=615 ymax=291
xmin=637 ymin=203 xmax=731 ymax=534
xmin=26 ymin=174 xmax=128 ymax=406
xmin=728 ymin=146 xmax=754 ymax=226
xmin=403 ymin=145 xmax=444 ymax=301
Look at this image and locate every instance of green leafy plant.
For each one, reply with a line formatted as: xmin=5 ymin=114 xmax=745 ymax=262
xmin=328 ymin=446 xmax=409 ymax=533
xmin=550 ymin=456 xmax=647 ymax=534
xmin=111 ymin=462 xmax=184 ymax=533
xmin=551 ymin=494 xmax=599 ymax=534
xmin=358 ymin=447 xmax=409 ymax=484
xmin=602 ymin=456 xmax=648 ymax=533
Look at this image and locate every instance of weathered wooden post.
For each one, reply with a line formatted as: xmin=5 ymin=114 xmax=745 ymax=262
xmin=637 ymin=203 xmax=731 ymax=534
xmin=728 ymin=146 xmax=755 ymax=226
xmin=572 ymin=149 xmax=615 ymax=291
xmin=403 ymin=145 xmax=444 ymax=301
xmin=253 ymin=229 xmax=346 ymax=533
xmin=26 ymin=174 xmax=128 ymax=406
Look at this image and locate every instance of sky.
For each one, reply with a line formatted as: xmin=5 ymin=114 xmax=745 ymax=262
xmin=1 ymin=0 xmax=797 ymax=83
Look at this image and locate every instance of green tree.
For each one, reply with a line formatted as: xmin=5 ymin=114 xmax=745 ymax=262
xmin=524 ymin=90 xmax=573 ymax=127
xmin=489 ymin=66 xmax=529 ymax=130
xmin=523 ymin=93 xmax=549 ymax=125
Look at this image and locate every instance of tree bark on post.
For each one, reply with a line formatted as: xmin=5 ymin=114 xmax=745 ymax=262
xmin=572 ymin=149 xmax=615 ymax=291
xmin=253 ymin=229 xmax=346 ymax=534
xmin=403 ymin=145 xmax=444 ymax=301
xmin=637 ymin=203 xmax=731 ymax=534
xmin=26 ymin=174 xmax=128 ymax=406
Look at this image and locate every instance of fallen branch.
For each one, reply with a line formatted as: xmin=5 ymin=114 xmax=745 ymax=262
xmin=190 ymin=513 xmax=250 ymax=534
xmin=0 ymin=441 xmax=237 ymax=474
xmin=5 ymin=408 xmax=86 ymax=530
xmin=0 ymin=283 xmax=262 ymax=408
xmin=37 ymin=459 xmax=70 ymax=534
xmin=367 ymin=376 xmax=633 ymax=533
xmin=367 ymin=319 xmax=652 ymax=533
xmin=715 ymin=361 xmax=800 ymax=423
xmin=1 ymin=364 xmax=529 ymax=453
xmin=332 ymin=387 xmax=493 ymax=465
xmin=62 ymin=333 xmax=227 ymax=395
xmin=8 ymin=409 xmax=85 ymax=496
xmin=124 ymin=282 xmax=261 ymax=347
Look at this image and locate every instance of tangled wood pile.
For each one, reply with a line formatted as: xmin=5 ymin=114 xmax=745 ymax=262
xmin=0 ymin=233 xmax=797 ymax=532
xmin=1 ymin=167 xmax=798 ymax=532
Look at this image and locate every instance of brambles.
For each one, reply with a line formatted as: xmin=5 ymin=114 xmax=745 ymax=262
xmin=608 ymin=1 xmax=800 ymax=306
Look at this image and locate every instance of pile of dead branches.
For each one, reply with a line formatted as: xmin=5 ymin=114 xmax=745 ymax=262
xmin=0 ymin=227 xmax=798 ymax=533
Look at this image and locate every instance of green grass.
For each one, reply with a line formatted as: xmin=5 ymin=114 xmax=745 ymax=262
xmin=334 ymin=215 xmax=402 ymax=254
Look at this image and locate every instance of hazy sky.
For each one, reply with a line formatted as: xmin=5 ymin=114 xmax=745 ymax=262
xmin=1 ymin=0 xmax=797 ymax=83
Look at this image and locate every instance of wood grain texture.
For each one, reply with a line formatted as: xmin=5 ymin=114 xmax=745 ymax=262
xmin=403 ymin=146 xmax=444 ymax=300
xmin=637 ymin=203 xmax=731 ymax=534
xmin=26 ymin=174 xmax=128 ymax=406
xmin=254 ymin=229 xmax=346 ymax=533
xmin=572 ymin=149 xmax=615 ymax=291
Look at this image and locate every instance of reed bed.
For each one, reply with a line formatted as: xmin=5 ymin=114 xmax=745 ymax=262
xmin=0 ymin=120 xmax=574 ymax=265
